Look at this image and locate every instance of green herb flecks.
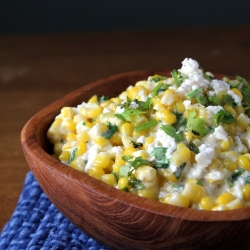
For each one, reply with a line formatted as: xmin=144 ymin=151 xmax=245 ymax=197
xmin=69 ymin=148 xmax=78 ymax=163
xmin=128 ymin=177 xmax=145 ymax=190
xmin=231 ymin=168 xmax=245 ymax=182
xmin=101 ymin=122 xmax=118 ymax=139
xmin=171 ymin=70 xmax=187 ymax=87
xmin=222 ymin=94 xmax=237 ymax=107
xmin=115 ymin=108 xmax=146 ymax=122
xmin=98 ymin=95 xmax=109 ymax=103
xmin=135 ymin=119 xmax=158 ymax=132
xmin=173 ymin=162 xmax=186 ymax=179
xmin=187 ymin=110 xmax=208 ymax=136
xmin=151 ymin=81 xmax=164 ymax=98
xmin=186 ymin=88 xmax=201 ymax=99
xmin=131 ymin=140 xmax=143 ymax=148
xmin=214 ymin=109 xmax=237 ymax=126
xmin=187 ymin=141 xmax=200 ymax=154
xmin=150 ymin=147 xmax=170 ymax=169
xmin=161 ymin=124 xmax=185 ymax=142
xmin=150 ymin=74 xmax=167 ymax=83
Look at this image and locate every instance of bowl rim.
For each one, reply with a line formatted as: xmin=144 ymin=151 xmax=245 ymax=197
xmin=21 ymin=69 xmax=250 ymax=222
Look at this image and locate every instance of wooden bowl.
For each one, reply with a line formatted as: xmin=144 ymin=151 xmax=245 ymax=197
xmin=21 ymin=70 xmax=250 ymax=250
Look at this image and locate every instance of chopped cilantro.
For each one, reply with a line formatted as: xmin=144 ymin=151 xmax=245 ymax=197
xmin=186 ymin=88 xmax=201 ymax=99
xmin=187 ymin=110 xmax=208 ymax=136
xmin=222 ymin=94 xmax=237 ymax=107
xmin=134 ymin=98 xmax=152 ymax=111
xmin=122 ymin=156 xmax=150 ymax=169
xmin=208 ymin=94 xmax=221 ymax=105
xmin=171 ymin=70 xmax=187 ymax=86
xmin=150 ymin=74 xmax=167 ymax=82
xmin=82 ymin=121 xmax=86 ymax=126
xmin=196 ymin=95 xmax=209 ymax=106
xmin=172 ymin=184 xmax=184 ymax=190
xmin=98 ymin=95 xmax=109 ymax=103
xmin=150 ymin=147 xmax=170 ymax=169
xmin=151 ymin=81 xmax=164 ymax=98
xmin=187 ymin=141 xmax=200 ymax=154
xmin=101 ymin=122 xmax=118 ymax=139
xmin=134 ymin=119 xmax=158 ymax=132
xmin=120 ymin=96 xmax=132 ymax=109
xmin=119 ymin=165 xmax=130 ymax=178
xmin=245 ymin=176 xmax=250 ymax=184
xmin=174 ymin=117 xmax=187 ymax=131
xmin=214 ymin=109 xmax=236 ymax=126
xmin=115 ymin=108 xmax=146 ymax=122
xmin=161 ymin=124 xmax=184 ymax=142
xmin=128 ymin=177 xmax=145 ymax=190
xmin=231 ymin=168 xmax=245 ymax=182
xmin=197 ymin=180 xmax=203 ymax=186
xmin=69 ymin=148 xmax=78 ymax=163
xmin=173 ymin=162 xmax=186 ymax=179
xmin=131 ymin=140 xmax=143 ymax=148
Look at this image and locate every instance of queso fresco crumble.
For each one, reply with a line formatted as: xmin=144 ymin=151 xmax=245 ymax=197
xmin=47 ymin=58 xmax=250 ymax=211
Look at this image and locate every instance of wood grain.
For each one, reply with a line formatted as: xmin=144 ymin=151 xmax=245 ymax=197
xmin=1 ymin=25 xmax=250 ymax=239
xmin=21 ymin=70 xmax=250 ymax=249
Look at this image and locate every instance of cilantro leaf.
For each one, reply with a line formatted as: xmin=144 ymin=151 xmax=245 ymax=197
xmin=131 ymin=140 xmax=143 ymax=148
xmin=150 ymin=74 xmax=167 ymax=82
xmin=115 ymin=108 xmax=145 ymax=122
xmin=186 ymin=88 xmax=201 ymax=99
xmin=119 ymin=165 xmax=130 ymax=178
xmin=128 ymin=177 xmax=145 ymax=190
xmin=187 ymin=141 xmax=200 ymax=154
xmin=134 ymin=98 xmax=152 ymax=111
xmin=122 ymin=156 xmax=150 ymax=169
xmin=171 ymin=70 xmax=187 ymax=86
xmin=69 ymin=148 xmax=78 ymax=163
xmin=134 ymin=119 xmax=158 ymax=132
xmin=173 ymin=162 xmax=186 ymax=179
xmin=208 ymin=94 xmax=221 ymax=105
xmin=151 ymin=81 xmax=164 ymax=98
xmin=214 ymin=109 xmax=236 ymax=126
xmin=98 ymin=95 xmax=109 ymax=103
xmin=161 ymin=124 xmax=184 ymax=142
xmin=150 ymin=147 xmax=167 ymax=161
xmin=222 ymin=94 xmax=237 ymax=107
xmin=101 ymin=122 xmax=118 ymax=139
xmin=186 ymin=110 xmax=208 ymax=136
xmin=231 ymin=168 xmax=245 ymax=182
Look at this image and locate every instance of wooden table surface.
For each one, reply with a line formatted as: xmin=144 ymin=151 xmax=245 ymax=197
xmin=1 ymin=25 xmax=250 ymax=231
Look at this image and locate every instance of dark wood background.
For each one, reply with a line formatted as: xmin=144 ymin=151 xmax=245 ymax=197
xmin=1 ymin=25 xmax=250 ymax=230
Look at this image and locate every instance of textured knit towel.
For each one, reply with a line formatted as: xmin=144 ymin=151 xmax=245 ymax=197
xmin=0 ymin=172 xmax=109 ymax=250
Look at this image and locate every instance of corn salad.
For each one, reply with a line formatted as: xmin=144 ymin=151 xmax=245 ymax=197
xmin=47 ymin=58 xmax=250 ymax=211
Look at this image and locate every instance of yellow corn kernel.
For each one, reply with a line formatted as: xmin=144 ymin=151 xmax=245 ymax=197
xmin=175 ymin=99 xmax=185 ymax=113
xmin=61 ymin=107 xmax=75 ymax=119
xmin=69 ymin=158 xmax=85 ymax=172
xmin=231 ymin=88 xmax=243 ymax=100
xmin=217 ymin=91 xmax=227 ymax=102
xmin=226 ymin=198 xmax=243 ymax=210
xmin=62 ymin=119 xmax=76 ymax=132
xmin=88 ymin=95 xmax=98 ymax=103
xmin=137 ymin=187 xmax=159 ymax=200
xmin=143 ymin=136 xmax=155 ymax=149
xmin=220 ymin=151 xmax=238 ymax=162
xmin=115 ymin=155 xmax=126 ymax=167
xmin=61 ymin=141 xmax=72 ymax=151
xmin=157 ymin=169 xmax=178 ymax=183
xmin=223 ymin=124 xmax=236 ymax=136
xmin=88 ymin=106 xmax=103 ymax=119
xmin=161 ymin=109 xmax=176 ymax=124
xmin=99 ymin=100 xmax=112 ymax=108
xmin=110 ymin=132 xmax=122 ymax=145
xmin=94 ymin=136 xmax=109 ymax=147
xmin=119 ymin=123 xmax=134 ymax=136
xmin=184 ymin=131 xmax=193 ymax=143
xmin=59 ymin=151 xmax=71 ymax=162
xmin=212 ymin=205 xmax=228 ymax=211
xmin=124 ymin=146 xmax=137 ymax=156
xmin=53 ymin=143 xmax=63 ymax=157
xmin=135 ymin=80 xmax=147 ymax=87
xmin=153 ymin=99 xmax=165 ymax=111
xmin=118 ymin=177 xmax=128 ymax=189
xmin=166 ymin=193 xmax=189 ymax=208
xmin=66 ymin=133 xmax=77 ymax=142
xmin=110 ymin=97 xmax=122 ymax=105
xmin=237 ymin=113 xmax=250 ymax=131
xmin=76 ymin=131 xmax=90 ymax=142
xmin=101 ymin=174 xmax=117 ymax=187
xmin=135 ymin=166 xmax=156 ymax=182
xmin=75 ymin=141 xmax=87 ymax=156
xmin=235 ymin=106 xmax=245 ymax=116
xmin=222 ymin=159 xmax=238 ymax=172
xmin=237 ymin=155 xmax=250 ymax=171
xmin=88 ymin=167 xmax=105 ymax=180
xmin=94 ymin=152 xmax=111 ymax=169
xmin=244 ymin=153 xmax=250 ymax=161
xmin=223 ymin=104 xmax=236 ymax=117
xmin=112 ymin=164 xmax=120 ymax=174
xmin=220 ymin=139 xmax=231 ymax=152
xmin=208 ymin=158 xmax=223 ymax=170
xmin=242 ymin=184 xmax=250 ymax=201
xmin=182 ymin=183 xmax=205 ymax=203
xmin=161 ymin=89 xmax=179 ymax=106
xmin=199 ymin=196 xmax=215 ymax=210
xmin=216 ymin=193 xmax=236 ymax=205
xmin=127 ymin=86 xmax=148 ymax=100
xmin=171 ymin=146 xmax=191 ymax=166
xmin=134 ymin=150 xmax=148 ymax=159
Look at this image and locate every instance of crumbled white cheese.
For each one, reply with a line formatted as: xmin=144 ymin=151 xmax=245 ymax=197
xmin=179 ymin=58 xmax=202 ymax=77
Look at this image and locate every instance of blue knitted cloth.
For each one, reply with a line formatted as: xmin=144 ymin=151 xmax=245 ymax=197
xmin=0 ymin=172 xmax=109 ymax=250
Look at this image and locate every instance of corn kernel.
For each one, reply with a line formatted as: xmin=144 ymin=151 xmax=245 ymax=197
xmin=220 ymin=139 xmax=231 ymax=152
xmin=161 ymin=109 xmax=176 ymax=124
xmin=66 ymin=133 xmax=77 ymax=142
xmin=124 ymin=146 xmax=137 ymax=156
xmin=88 ymin=95 xmax=98 ymax=103
xmin=157 ymin=169 xmax=178 ymax=183
xmin=94 ymin=136 xmax=109 ymax=147
xmin=127 ymin=86 xmax=148 ymax=100
xmin=118 ymin=177 xmax=128 ymax=189
xmin=61 ymin=107 xmax=75 ymax=119
xmin=69 ymin=158 xmax=85 ymax=172
xmin=62 ymin=119 xmax=76 ymax=132
xmin=199 ymin=196 xmax=215 ymax=210
xmin=135 ymin=166 xmax=156 ymax=182
xmin=171 ymin=146 xmax=191 ymax=166
xmin=119 ymin=123 xmax=134 ymax=136
xmin=101 ymin=174 xmax=117 ymax=186
xmin=237 ymin=113 xmax=250 ymax=131
xmin=243 ymin=184 xmax=250 ymax=201
xmin=143 ymin=136 xmax=155 ymax=149
xmin=75 ymin=141 xmax=87 ymax=156
xmin=226 ymin=198 xmax=243 ymax=210
xmin=53 ymin=143 xmax=63 ymax=157
xmin=222 ymin=159 xmax=238 ymax=172
xmin=59 ymin=151 xmax=71 ymax=162
xmin=216 ymin=193 xmax=236 ymax=205
xmin=237 ymin=155 xmax=250 ymax=171
xmin=137 ymin=187 xmax=159 ymax=200
xmin=231 ymin=88 xmax=243 ymax=100
xmin=94 ymin=152 xmax=111 ymax=169
xmin=212 ymin=205 xmax=228 ymax=211
xmin=223 ymin=104 xmax=236 ymax=117
xmin=175 ymin=99 xmax=185 ymax=113
xmin=166 ymin=192 xmax=189 ymax=208
xmin=235 ymin=106 xmax=245 ymax=116
xmin=161 ymin=89 xmax=179 ymax=106
xmin=110 ymin=132 xmax=122 ymax=145
xmin=76 ymin=131 xmax=90 ymax=142
xmin=182 ymin=183 xmax=205 ymax=203
xmin=88 ymin=167 xmax=105 ymax=180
